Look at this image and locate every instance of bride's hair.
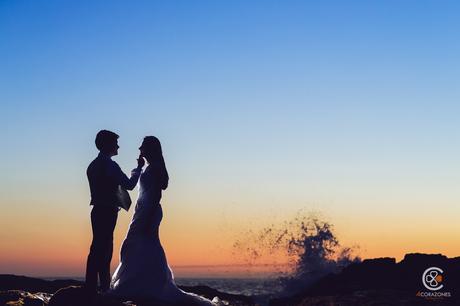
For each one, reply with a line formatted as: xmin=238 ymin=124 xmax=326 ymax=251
xmin=141 ymin=136 xmax=169 ymax=190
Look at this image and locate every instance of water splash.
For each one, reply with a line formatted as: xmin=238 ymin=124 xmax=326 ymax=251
xmin=232 ymin=211 xmax=360 ymax=296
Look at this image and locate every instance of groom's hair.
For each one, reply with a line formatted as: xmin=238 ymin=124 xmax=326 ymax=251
xmin=95 ymin=130 xmax=119 ymax=151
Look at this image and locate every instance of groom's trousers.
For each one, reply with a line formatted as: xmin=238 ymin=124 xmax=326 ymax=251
xmin=85 ymin=205 xmax=118 ymax=291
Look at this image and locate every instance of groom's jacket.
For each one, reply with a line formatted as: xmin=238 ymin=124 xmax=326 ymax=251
xmin=87 ymin=153 xmax=142 ymax=208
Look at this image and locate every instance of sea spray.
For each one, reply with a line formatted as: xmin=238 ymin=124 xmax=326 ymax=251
xmin=232 ymin=211 xmax=360 ymax=296
xmin=278 ymin=214 xmax=361 ymax=295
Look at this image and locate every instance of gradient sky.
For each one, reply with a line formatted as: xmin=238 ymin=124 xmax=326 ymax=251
xmin=1 ymin=0 xmax=460 ymax=277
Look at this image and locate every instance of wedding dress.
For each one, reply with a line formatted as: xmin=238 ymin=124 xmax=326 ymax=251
xmin=109 ymin=165 xmax=216 ymax=305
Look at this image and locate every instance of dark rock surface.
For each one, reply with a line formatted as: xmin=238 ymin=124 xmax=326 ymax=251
xmin=0 ymin=275 xmax=82 ymax=294
xmin=0 ymin=275 xmax=254 ymax=306
xmin=48 ymin=285 xmax=254 ymax=306
xmin=48 ymin=286 xmax=127 ymax=306
xmin=270 ymin=253 xmax=459 ymax=306
xmin=2 ymin=253 xmax=459 ymax=306
xmin=179 ymin=285 xmax=254 ymax=305
xmin=0 ymin=290 xmax=51 ymax=306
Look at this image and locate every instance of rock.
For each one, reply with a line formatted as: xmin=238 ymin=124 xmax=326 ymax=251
xmin=0 ymin=290 xmax=49 ymax=306
xmin=48 ymin=286 xmax=125 ymax=306
xmin=179 ymin=285 xmax=255 ymax=306
xmin=47 ymin=285 xmax=254 ymax=306
xmin=0 ymin=276 xmax=255 ymax=306
xmin=269 ymin=253 xmax=460 ymax=306
xmin=0 ymin=275 xmax=82 ymax=294
xmin=3 ymin=253 xmax=458 ymax=306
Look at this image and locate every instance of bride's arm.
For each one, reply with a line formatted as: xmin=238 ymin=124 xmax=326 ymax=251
xmin=109 ymin=161 xmax=143 ymax=191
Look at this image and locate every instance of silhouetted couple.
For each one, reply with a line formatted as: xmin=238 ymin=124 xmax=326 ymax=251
xmin=85 ymin=130 xmax=215 ymax=305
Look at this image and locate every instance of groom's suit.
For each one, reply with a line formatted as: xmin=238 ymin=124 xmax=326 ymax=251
xmin=85 ymin=152 xmax=142 ymax=291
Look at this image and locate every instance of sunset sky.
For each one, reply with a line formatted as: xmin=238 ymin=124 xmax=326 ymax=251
xmin=1 ymin=1 xmax=460 ymax=277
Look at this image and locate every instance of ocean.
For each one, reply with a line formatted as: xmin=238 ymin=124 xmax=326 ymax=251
xmin=175 ymin=277 xmax=283 ymax=296
xmin=46 ymin=276 xmax=283 ymax=297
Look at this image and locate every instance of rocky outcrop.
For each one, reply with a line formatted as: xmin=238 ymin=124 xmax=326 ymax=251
xmin=0 ymin=290 xmax=51 ymax=306
xmin=179 ymin=285 xmax=254 ymax=305
xmin=2 ymin=253 xmax=459 ymax=306
xmin=0 ymin=276 xmax=255 ymax=306
xmin=48 ymin=285 xmax=254 ymax=306
xmin=270 ymin=253 xmax=460 ymax=305
xmin=0 ymin=275 xmax=82 ymax=294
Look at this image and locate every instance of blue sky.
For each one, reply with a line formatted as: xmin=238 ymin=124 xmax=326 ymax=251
xmin=1 ymin=0 xmax=460 ymax=275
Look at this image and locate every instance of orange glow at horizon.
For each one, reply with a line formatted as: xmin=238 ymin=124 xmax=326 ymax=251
xmin=1 ymin=198 xmax=460 ymax=278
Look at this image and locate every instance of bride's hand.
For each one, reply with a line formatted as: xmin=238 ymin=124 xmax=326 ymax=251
xmin=137 ymin=154 xmax=145 ymax=168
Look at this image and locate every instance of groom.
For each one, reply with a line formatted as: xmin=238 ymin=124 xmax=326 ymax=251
xmin=85 ymin=130 xmax=144 ymax=292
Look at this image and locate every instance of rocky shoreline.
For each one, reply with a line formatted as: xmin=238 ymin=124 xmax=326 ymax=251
xmin=270 ymin=253 xmax=459 ymax=306
xmin=1 ymin=253 xmax=459 ymax=306
xmin=0 ymin=275 xmax=254 ymax=306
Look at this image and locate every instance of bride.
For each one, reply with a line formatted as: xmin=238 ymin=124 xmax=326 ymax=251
xmin=109 ymin=136 xmax=216 ymax=305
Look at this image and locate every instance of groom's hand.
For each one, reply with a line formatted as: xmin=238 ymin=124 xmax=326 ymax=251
xmin=137 ymin=154 xmax=145 ymax=168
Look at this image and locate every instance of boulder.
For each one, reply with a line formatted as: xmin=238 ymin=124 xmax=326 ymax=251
xmin=0 ymin=290 xmax=49 ymax=306
xmin=48 ymin=286 xmax=125 ymax=306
